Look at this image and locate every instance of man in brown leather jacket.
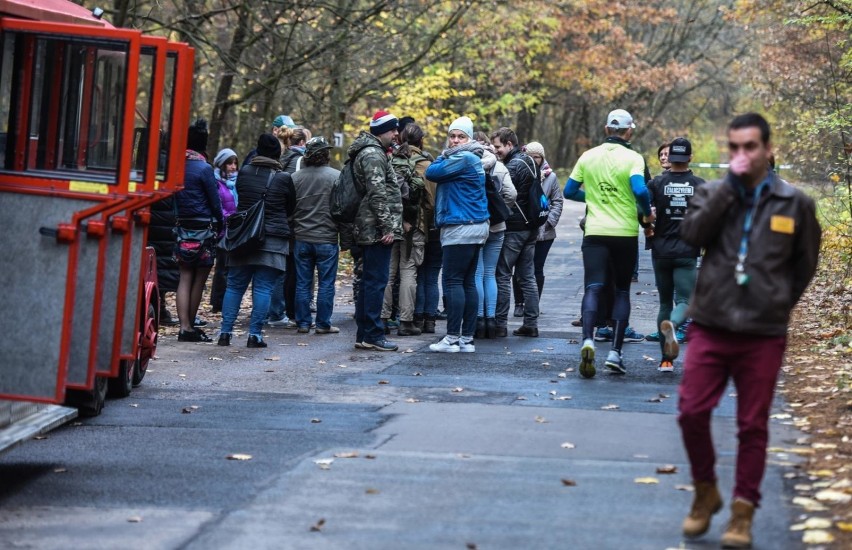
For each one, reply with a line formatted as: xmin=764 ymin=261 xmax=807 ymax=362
xmin=676 ymin=113 xmax=821 ymax=548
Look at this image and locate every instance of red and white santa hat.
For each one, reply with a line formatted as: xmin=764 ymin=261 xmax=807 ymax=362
xmin=369 ymin=110 xmax=399 ymax=136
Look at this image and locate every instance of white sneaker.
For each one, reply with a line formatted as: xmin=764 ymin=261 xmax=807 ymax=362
xmin=458 ymin=336 xmax=475 ymax=353
xmin=605 ymin=350 xmax=626 ymax=374
xmin=579 ymin=338 xmax=596 ymax=378
xmin=267 ymin=316 xmax=290 ymax=327
xmin=430 ymin=335 xmax=460 ymax=353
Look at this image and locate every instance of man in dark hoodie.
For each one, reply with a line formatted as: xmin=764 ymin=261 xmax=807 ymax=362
xmin=490 ymin=127 xmax=541 ymax=338
xmin=351 ymin=111 xmax=403 ymax=352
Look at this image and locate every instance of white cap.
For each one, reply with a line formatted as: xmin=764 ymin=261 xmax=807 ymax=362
xmin=606 ymin=109 xmax=636 ymax=129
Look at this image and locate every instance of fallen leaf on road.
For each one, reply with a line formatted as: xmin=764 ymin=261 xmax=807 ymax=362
xmin=567 ymin=339 xmax=578 ymax=344
xmin=658 ymin=393 xmax=670 ymax=399
xmin=601 ymin=404 xmax=620 ymax=410
xmin=310 ymin=518 xmax=325 ymax=532
xmin=334 ymin=451 xmax=359 ymax=459
xmin=452 ymin=387 xmax=464 ymax=393
xmin=634 ymin=477 xmax=659 ymax=484
xmin=226 ymin=454 xmax=252 ymax=461
xmin=209 ymin=357 xmax=223 ymax=361
xmin=549 ymin=391 xmax=557 ymax=396
xmin=127 ymin=516 xmax=143 ymax=523
xmin=263 ymin=356 xmax=278 ymax=361
xmin=770 ymin=413 xmax=792 ymax=419
xmin=413 ymin=371 xmax=422 ymax=376
xmin=790 ymin=517 xmax=833 ymax=530
xmin=812 ymin=442 xmax=837 ymax=449
xmin=516 ymin=396 xmax=527 ymax=401
xmin=547 ymin=347 xmax=554 ymax=350
xmin=405 ymin=398 xmax=420 ymax=403
xmin=558 ymin=373 xmax=567 ymax=378
xmin=552 ymin=396 xmax=572 ymax=401
xmin=535 ymin=416 xmax=548 ymax=423
xmin=317 ymin=360 xmax=327 ymax=365
xmin=178 ymin=374 xmax=186 ymax=378
xmin=792 ymin=496 xmax=828 ymax=511
xmin=802 ymin=530 xmax=834 ymax=544
xmin=130 ymin=404 xmax=139 ymax=408
xmin=310 ymin=418 xmax=322 ymax=423
xmin=531 ymin=349 xmax=543 ymax=353
xmin=647 ymin=397 xmax=663 ymax=403
xmin=642 ymin=355 xmax=656 ymax=361
xmin=378 ymin=380 xmax=390 ymax=385
xmin=314 ymin=459 xmax=334 ymax=470
xmin=181 ymin=407 xmax=198 ymax=414
xmin=561 ymin=442 xmax=575 ymax=449
xmin=338 ymin=364 xmax=347 ymax=368
xmin=565 ymin=368 xmax=575 ymax=373
xmin=403 ymin=348 xmax=414 ymax=353
xmin=675 ymin=484 xmax=694 ymax=492
xmin=365 ymin=454 xmax=377 ymax=460
xmin=466 ymin=543 xmax=478 ymax=550
xmin=264 ymin=369 xmax=275 ymax=373
xmin=33 ymin=435 xmax=47 ymax=440
xmin=541 ymin=362 xmax=550 ymax=367
xmin=53 ymin=468 xmax=67 ymax=474
xmin=297 ymin=343 xmax=309 ymax=347
xmin=561 ymin=478 xmax=577 ymax=486
xmin=815 ymin=489 xmax=851 ymax=503
xmin=656 ymin=465 xmax=678 ymax=474
xmin=366 ymin=488 xmax=380 ymax=495
xmin=837 ymin=521 xmax=852 ymax=531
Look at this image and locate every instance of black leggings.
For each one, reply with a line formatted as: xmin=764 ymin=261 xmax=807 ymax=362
xmin=581 ymin=235 xmax=638 ymax=351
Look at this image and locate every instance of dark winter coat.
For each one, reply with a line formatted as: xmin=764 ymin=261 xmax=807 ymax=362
xmin=681 ymin=171 xmax=821 ymax=336
xmin=235 ymin=156 xmax=295 ymax=239
xmin=502 ymin=147 xmax=539 ymax=232
xmin=147 ymin=196 xmax=179 ymax=292
xmin=648 ymin=169 xmax=705 ymax=259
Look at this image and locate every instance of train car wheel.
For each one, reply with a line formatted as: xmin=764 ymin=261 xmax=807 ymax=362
xmin=107 ymin=359 xmax=134 ymax=398
xmin=133 ymin=299 xmax=157 ymax=387
xmin=66 ymin=375 xmax=108 ymax=417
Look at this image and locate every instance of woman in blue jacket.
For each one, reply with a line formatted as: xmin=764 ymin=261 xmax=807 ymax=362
xmin=424 ymin=117 xmax=489 ymax=353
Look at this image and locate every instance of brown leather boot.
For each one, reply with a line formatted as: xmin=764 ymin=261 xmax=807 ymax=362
xmin=721 ymin=498 xmax=754 ymax=548
xmin=682 ymin=481 xmax=723 ymax=538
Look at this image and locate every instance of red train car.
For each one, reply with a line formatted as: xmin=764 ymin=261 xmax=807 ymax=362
xmin=0 ymin=0 xmax=193 ymax=451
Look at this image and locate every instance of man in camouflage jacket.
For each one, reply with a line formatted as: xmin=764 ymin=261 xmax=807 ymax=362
xmin=351 ymin=111 xmax=403 ymax=351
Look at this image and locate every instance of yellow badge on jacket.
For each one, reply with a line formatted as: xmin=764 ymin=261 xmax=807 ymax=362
xmin=770 ymin=215 xmax=795 ymax=234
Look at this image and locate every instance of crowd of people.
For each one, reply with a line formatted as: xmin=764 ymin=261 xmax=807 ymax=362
xmin=151 ymin=109 xmax=822 ymax=549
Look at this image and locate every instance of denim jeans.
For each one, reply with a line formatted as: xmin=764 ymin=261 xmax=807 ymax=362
xmin=355 ymin=243 xmax=392 ymax=344
xmin=496 ymin=230 xmax=539 ymax=328
xmin=295 ymin=240 xmax=339 ymax=329
xmin=415 ymin=236 xmax=442 ymax=317
xmin=221 ymin=264 xmax=283 ymax=337
xmin=475 ymin=230 xmax=504 ymax=318
xmin=442 ymin=243 xmax=480 ymax=337
xmin=267 ymin=271 xmax=287 ymax=321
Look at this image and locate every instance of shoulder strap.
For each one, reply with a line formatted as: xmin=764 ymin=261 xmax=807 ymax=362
xmin=260 ymin=169 xmax=276 ymax=201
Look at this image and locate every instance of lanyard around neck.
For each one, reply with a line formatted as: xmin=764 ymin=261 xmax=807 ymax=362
xmin=735 ymin=179 xmax=770 ymax=284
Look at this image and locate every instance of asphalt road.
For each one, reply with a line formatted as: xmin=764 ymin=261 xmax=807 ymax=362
xmin=0 ymin=200 xmax=806 ymax=549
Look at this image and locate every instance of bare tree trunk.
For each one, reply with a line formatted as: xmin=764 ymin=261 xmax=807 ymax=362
xmin=209 ymin=7 xmax=249 ymax=154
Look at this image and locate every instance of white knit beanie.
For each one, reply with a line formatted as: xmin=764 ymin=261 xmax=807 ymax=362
xmin=448 ymin=116 xmax=474 ymax=139
xmin=524 ymin=141 xmax=545 ymax=158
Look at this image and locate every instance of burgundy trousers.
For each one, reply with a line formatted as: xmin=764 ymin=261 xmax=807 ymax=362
xmin=678 ymin=323 xmax=787 ymax=506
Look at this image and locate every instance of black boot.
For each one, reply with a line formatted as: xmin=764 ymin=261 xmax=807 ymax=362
xmin=475 ymin=317 xmax=486 ymax=339
xmin=485 ymin=317 xmax=497 ymax=339
xmin=398 ymin=321 xmax=422 ymax=336
xmin=423 ymin=315 xmax=436 ymax=334
xmin=413 ymin=313 xmax=424 ymax=331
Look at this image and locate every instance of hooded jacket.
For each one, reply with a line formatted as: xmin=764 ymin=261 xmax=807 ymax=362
xmin=681 ymin=171 xmax=821 ymax=336
xmin=480 ymin=149 xmax=517 ymax=233
xmin=350 ymin=131 xmax=403 ymax=245
xmin=537 ymin=170 xmax=564 ymax=241
xmin=425 ymin=142 xmax=489 ymax=228
xmin=502 ymin=147 xmax=539 ymax=232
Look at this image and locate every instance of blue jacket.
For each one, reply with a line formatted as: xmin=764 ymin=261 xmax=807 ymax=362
xmin=175 ymin=159 xmax=224 ymax=227
xmin=425 ymin=151 xmax=488 ymax=228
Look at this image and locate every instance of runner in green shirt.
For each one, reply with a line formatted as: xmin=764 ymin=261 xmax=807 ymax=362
xmin=563 ymin=109 xmax=654 ymax=377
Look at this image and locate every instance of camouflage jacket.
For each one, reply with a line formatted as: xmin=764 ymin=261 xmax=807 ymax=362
xmin=350 ymin=131 xmax=402 ymax=245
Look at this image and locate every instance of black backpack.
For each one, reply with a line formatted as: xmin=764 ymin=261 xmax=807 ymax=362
xmin=485 ymin=169 xmax=511 ymax=225
xmin=330 ymin=146 xmax=381 ymax=223
xmin=330 ymin=158 xmax=366 ymax=223
xmin=518 ymin=155 xmax=549 ymax=228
